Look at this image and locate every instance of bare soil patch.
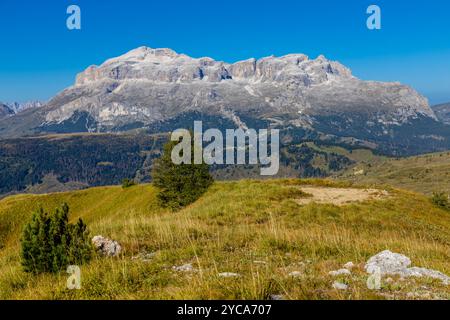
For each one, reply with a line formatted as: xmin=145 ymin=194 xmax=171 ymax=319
xmin=297 ymin=186 xmax=389 ymax=206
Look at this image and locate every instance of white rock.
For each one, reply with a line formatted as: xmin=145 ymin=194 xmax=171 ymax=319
xmin=288 ymin=271 xmax=302 ymax=278
xmin=365 ymin=250 xmax=411 ymax=274
xmin=404 ymin=267 xmax=450 ymax=285
xmin=343 ymin=262 xmax=355 ymax=269
xmin=92 ymin=235 xmax=122 ymax=257
xmin=131 ymin=252 xmax=156 ymax=262
xmin=218 ymin=272 xmax=240 ymax=278
xmin=270 ymin=294 xmax=284 ymax=300
xmin=173 ymin=263 xmax=195 ymax=272
xmin=365 ymin=250 xmax=450 ymax=285
xmin=329 ymin=269 xmax=351 ymax=277
xmin=332 ymin=281 xmax=348 ymax=290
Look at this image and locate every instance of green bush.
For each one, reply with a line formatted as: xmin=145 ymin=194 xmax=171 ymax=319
xmin=20 ymin=204 xmax=93 ymax=274
xmin=152 ymin=139 xmax=213 ymax=210
xmin=431 ymin=192 xmax=450 ymax=210
xmin=122 ymin=178 xmax=136 ymax=189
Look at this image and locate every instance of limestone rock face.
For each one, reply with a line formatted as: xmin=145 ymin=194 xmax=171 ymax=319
xmin=39 ymin=45 xmax=434 ymax=131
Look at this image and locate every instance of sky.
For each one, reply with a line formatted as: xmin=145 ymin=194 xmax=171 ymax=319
xmin=0 ymin=0 xmax=449 ymax=105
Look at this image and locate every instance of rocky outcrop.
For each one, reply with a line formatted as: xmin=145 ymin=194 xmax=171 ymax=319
xmin=92 ymin=235 xmax=122 ymax=257
xmin=365 ymin=250 xmax=412 ymax=275
xmin=365 ymin=250 xmax=450 ymax=285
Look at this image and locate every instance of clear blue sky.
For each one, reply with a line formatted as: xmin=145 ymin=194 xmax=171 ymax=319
xmin=0 ymin=0 xmax=449 ymax=104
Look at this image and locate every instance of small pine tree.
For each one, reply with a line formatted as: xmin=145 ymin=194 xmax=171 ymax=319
xmin=67 ymin=218 xmax=92 ymax=266
xmin=21 ymin=204 xmax=93 ymax=274
xmin=152 ymin=138 xmax=213 ymax=210
xmin=21 ymin=208 xmax=51 ymax=274
xmin=122 ymin=178 xmax=136 ymax=189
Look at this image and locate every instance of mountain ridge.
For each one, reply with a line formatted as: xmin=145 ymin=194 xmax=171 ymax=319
xmin=433 ymin=103 xmax=450 ymax=124
xmin=0 ymin=103 xmax=14 ymax=119
xmin=0 ymin=101 xmax=43 ymax=119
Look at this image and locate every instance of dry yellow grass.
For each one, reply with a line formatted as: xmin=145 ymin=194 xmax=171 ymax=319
xmin=0 ymin=179 xmax=449 ymax=300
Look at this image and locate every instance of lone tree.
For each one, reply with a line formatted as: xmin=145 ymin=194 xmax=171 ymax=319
xmin=21 ymin=204 xmax=93 ymax=274
xmin=152 ymin=135 xmax=213 ymax=210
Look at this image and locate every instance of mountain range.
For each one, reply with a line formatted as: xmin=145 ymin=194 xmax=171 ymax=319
xmin=1 ymin=46 xmax=449 ymax=156
xmin=0 ymin=101 xmax=43 ymax=119
xmin=0 ymin=103 xmax=15 ymax=119
xmin=433 ymin=103 xmax=450 ymax=124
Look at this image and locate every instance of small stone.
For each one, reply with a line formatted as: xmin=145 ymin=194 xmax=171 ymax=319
xmin=218 ymin=272 xmax=240 ymax=278
xmin=131 ymin=252 xmax=156 ymax=262
xmin=173 ymin=264 xmax=194 ymax=272
xmin=329 ymin=269 xmax=351 ymax=277
xmin=332 ymin=281 xmax=348 ymax=290
xmin=343 ymin=262 xmax=355 ymax=269
xmin=288 ymin=271 xmax=302 ymax=278
xmin=270 ymin=294 xmax=284 ymax=300
xmin=253 ymin=261 xmax=267 ymax=265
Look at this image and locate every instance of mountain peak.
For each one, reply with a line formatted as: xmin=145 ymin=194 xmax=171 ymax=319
xmin=0 ymin=101 xmax=43 ymax=116
xmin=0 ymin=103 xmax=14 ymax=119
xmin=75 ymin=46 xmax=355 ymax=86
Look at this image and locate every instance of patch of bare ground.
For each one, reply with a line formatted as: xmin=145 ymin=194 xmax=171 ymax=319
xmin=296 ymin=186 xmax=389 ymax=206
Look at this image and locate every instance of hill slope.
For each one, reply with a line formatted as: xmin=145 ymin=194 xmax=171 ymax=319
xmin=339 ymin=151 xmax=450 ymax=195
xmin=0 ymin=179 xmax=449 ymax=300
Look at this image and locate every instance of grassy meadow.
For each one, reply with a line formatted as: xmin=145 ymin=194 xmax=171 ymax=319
xmin=339 ymin=151 xmax=450 ymax=195
xmin=0 ymin=179 xmax=449 ymax=300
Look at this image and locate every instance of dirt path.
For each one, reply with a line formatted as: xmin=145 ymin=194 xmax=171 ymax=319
xmin=296 ymin=187 xmax=389 ymax=206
